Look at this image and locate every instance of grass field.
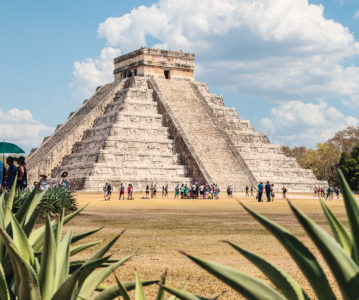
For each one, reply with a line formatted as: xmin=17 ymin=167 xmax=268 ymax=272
xmin=67 ymin=191 xmax=356 ymax=299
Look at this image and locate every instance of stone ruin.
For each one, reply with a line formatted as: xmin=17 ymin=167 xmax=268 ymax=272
xmin=27 ymin=48 xmax=324 ymax=191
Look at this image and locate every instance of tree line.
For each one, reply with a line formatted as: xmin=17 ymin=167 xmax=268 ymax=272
xmin=282 ymin=126 xmax=359 ymax=189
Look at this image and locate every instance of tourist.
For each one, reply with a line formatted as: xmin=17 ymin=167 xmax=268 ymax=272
xmin=0 ymin=159 xmax=3 ymax=192
xmin=153 ymin=184 xmax=157 ymax=198
xmin=270 ymin=184 xmax=275 ymax=201
xmin=39 ymin=175 xmax=47 ymax=191
xmin=106 ymin=183 xmax=112 ymax=200
xmin=245 ymin=185 xmax=249 ymax=197
xmin=184 ymin=184 xmax=188 ymax=198
xmin=174 ymin=184 xmax=180 ymax=199
xmin=128 ymin=184 xmax=132 ymax=200
xmin=59 ymin=171 xmax=70 ymax=190
xmin=150 ymin=184 xmax=154 ymax=198
xmin=146 ymin=185 xmax=150 ymax=197
xmin=265 ymin=181 xmax=271 ymax=202
xmin=282 ymin=186 xmax=287 ymax=199
xmin=257 ymin=182 xmax=264 ymax=202
xmin=180 ymin=184 xmax=184 ymax=199
xmin=5 ymin=157 xmax=16 ymax=190
xmin=199 ymin=184 xmax=204 ymax=199
xmin=227 ymin=185 xmax=233 ymax=198
xmin=250 ymin=185 xmax=254 ymax=197
xmin=16 ymin=156 xmax=27 ymax=190
xmin=165 ymin=185 xmax=168 ymax=197
xmin=335 ymin=187 xmax=340 ymax=199
xmin=119 ymin=183 xmax=125 ymax=200
xmin=103 ymin=182 xmax=109 ymax=200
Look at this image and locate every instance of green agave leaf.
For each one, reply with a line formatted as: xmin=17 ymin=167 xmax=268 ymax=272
xmin=289 ymin=201 xmax=359 ymax=300
xmin=225 ymin=241 xmax=308 ymax=300
xmin=55 ymin=228 xmax=72 ymax=289
xmin=0 ymin=263 xmax=10 ymax=300
xmin=160 ymin=284 xmax=219 ymax=300
xmin=90 ymin=230 xmax=125 ymax=260
xmin=23 ymin=204 xmax=43 ymax=237
xmin=320 ymin=198 xmax=354 ymax=257
xmin=135 ymin=272 xmax=146 ymax=300
xmin=0 ymin=227 xmax=41 ymax=300
xmin=182 ymin=252 xmax=286 ymax=300
xmin=38 ymin=216 xmax=57 ymax=300
xmin=71 ymin=227 xmax=103 ymax=244
xmin=15 ymin=189 xmax=45 ymax=226
xmin=156 ymin=270 xmax=167 ymax=300
xmin=70 ymin=240 xmax=102 ymax=256
xmin=168 ymin=281 xmax=188 ymax=300
xmin=55 ymin=211 xmax=64 ymax=247
xmin=338 ymin=169 xmax=359 ymax=264
xmin=0 ymin=194 xmax=5 ymax=263
xmin=29 ymin=205 xmax=87 ymax=252
xmin=4 ymin=176 xmax=17 ymax=227
xmin=78 ymin=254 xmax=134 ymax=299
xmin=241 ymin=203 xmax=336 ymax=300
xmin=10 ymin=213 xmax=35 ymax=266
xmin=115 ymin=276 xmax=131 ymax=300
xmin=52 ymin=256 xmax=110 ymax=300
xmin=93 ymin=280 xmax=158 ymax=299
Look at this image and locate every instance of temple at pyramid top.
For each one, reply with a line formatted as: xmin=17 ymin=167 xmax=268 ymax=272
xmin=114 ymin=48 xmax=195 ymax=81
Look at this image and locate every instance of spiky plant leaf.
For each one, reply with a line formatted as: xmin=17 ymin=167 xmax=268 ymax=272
xmin=115 ymin=276 xmax=131 ymax=300
xmin=338 ymin=168 xmax=359 ymax=264
xmin=156 ymin=270 xmax=167 ymax=300
xmin=15 ymin=189 xmax=45 ymax=226
xmin=4 ymin=176 xmax=17 ymax=227
xmin=93 ymin=280 xmax=158 ymax=300
xmin=182 ymin=252 xmax=286 ymax=299
xmin=160 ymin=284 xmax=220 ymax=300
xmin=289 ymin=201 xmax=359 ymax=300
xmin=55 ymin=228 xmax=72 ymax=289
xmin=70 ymin=241 xmax=102 ymax=256
xmin=0 ymin=263 xmax=10 ymax=300
xmin=71 ymin=227 xmax=103 ymax=244
xmin=10 ymin=213 xmax=34 ymax=265
xmin=78 ymin=254 xmax=134 ymax=299
xmin=90 ymin=231 xmax=125 ymax=260
xmin=241 ymin=203 xmax=336 ymax=300
xmin=38 ymin=215 xmax=57 ymax=300
xmin=52 ymin=256 xmax=111 ymax=300
xmin=224 ymin=241 xmax=308 ymax=300
xmin=0 ymin=227 xmax=41 ymax=300
xmin=135 ymin=272 xmax=146 ymax=300
xmin=320 ymin=198 xmax=354 ymax=257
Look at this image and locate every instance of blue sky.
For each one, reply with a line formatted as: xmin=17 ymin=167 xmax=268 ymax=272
xmin=0 ymin=0 xmax=359 ymax=152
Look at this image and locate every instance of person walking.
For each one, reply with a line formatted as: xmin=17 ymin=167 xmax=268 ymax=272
xmin=265 ymin=181 xmax=271 ymax=202
xmin=282 ymin=186 xmax=287 ymax=199
xmin=250 ymin=185 xmax=254 ymax=197
xmin=257 ymin=182 xmax=264 ymax=202
xmin=174 ymin=184 xmax=180 ymax=199
xmin=103 ymin=183 xmax=109 ymax=200
xmin=270 ymin=184 xmax=275 ymax=201
xmin=245 ymin=185 xmax=249 ymax=197
xmin=106 ymin=183 xmax=112 ymax=200
xmin=145 ymin=185 xmax=150 ymax=198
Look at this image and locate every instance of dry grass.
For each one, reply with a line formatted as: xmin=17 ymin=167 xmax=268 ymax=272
xmin=66 ymin=191 xmax=356 ymax=299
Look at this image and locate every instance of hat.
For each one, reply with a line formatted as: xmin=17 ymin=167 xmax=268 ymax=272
xmin=16 ymin=156 xmax=26 ymax=165
xmin=40 ymin=174 xmax=47 ymax=179
xmin=61 ymin=171 xmax=68 ymax=178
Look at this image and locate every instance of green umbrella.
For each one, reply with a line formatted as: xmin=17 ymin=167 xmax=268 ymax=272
xmin=0 ymin=142 xmax=25 ymax=154
xmin=0 ymin=142 xmax=25 ymax=164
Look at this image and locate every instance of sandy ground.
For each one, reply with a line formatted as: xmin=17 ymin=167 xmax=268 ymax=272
xmin=66 ymin=191 xmax=355 ymax=299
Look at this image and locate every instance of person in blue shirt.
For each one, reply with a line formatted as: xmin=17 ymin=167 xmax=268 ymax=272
xmin=5 ymin=157 xmax=17 ymax=190
xmin=257 ymin=182 xmax=264 ymax=202
xmin=0 ymin=160 xmax=3 ymax=188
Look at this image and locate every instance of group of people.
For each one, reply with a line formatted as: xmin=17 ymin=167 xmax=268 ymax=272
xmin=174 ymin=183 xmax=220 ymax=199
xmin=103 ymin=182 xmax=135 ymax=200
xmin=0 ymin=156 xmax=27 ymax=192
xmin=256 ymin=181 xmax=287 ymax=202
xmin=33 ymin=171 xmax=70 ymax=191
xmin=314 ymin=186 xmax=340 ymax=199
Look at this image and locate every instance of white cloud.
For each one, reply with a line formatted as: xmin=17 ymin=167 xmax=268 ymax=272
xmin=93 ymin=0 xmax=359 ymax=103
xmin=259 ymin=100 xmax=359 ymax=147
xmin=354 ymin=10 xmax=359 ymax=19
xmin=71 ymin=47 xmax=121 ymax=97
xmin=0 ymin=108 xmax=54 ymax=153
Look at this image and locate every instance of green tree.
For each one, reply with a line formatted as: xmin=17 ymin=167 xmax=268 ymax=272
xmin=338 ymin=144 xmax=359 ymax=190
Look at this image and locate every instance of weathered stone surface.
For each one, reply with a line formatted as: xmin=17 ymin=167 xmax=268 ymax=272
xmin=28 ymin=48 xmax=323 ymax=191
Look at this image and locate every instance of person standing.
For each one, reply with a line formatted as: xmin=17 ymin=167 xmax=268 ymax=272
xmin=270 ymin=184 xmax=275 ymax=202
xmin=59 ymin=171 xmax=70 ymax=190
xmin=5 ymin=157 xmax=17 ymax=190
xmin=146 ymin=185 xmax=150 ymax=197
xmin=106 ymin=183 xmax=112 ymax=200
xmin=257 ymin=182 xmax=264 ymax=202
xmin=16 ymin=156 xmax=27 ymax=190
xmin=119 ymin=183 xmax=125 ymax=200
xmin=250 ymin=185 xmax=254 ymax=197
xmin=174 ymin=184 xmax=180 ymax=199
xmin=265 ymin=181 xmax=271 ymax=202
xmin=245 ymin=185 xmax=249 ymax=197
xmin=103 ymin=183 xmax=109 ymax=200
xmin=282 ymin=186 xmax=287 ymax=199
xmin=128 ymin=184 xmax=132 ymax=200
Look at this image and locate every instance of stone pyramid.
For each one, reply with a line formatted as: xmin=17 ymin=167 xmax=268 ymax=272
xmin=27 ymin=48 xmax=323 ymax=191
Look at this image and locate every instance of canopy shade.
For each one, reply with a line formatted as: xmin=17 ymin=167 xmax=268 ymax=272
xmin=0 ymin=142 xmax=25 ymax=154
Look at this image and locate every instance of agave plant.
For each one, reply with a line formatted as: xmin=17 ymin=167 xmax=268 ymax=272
xmin=0 ymin=178 xmax=157 ymax=299
xmin=161 ymin=169 xmax=359 ymax=300
xmin=12 ymin=186 xmax=77 ymax=217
